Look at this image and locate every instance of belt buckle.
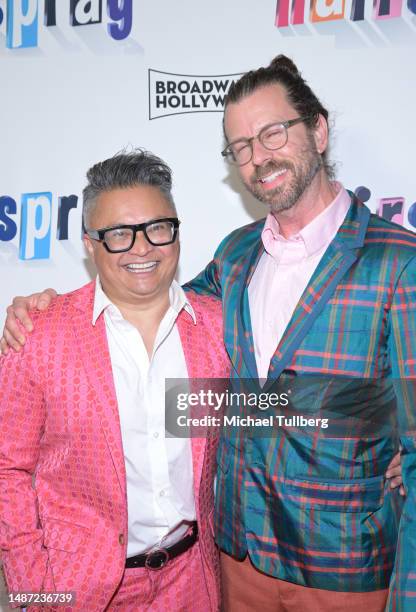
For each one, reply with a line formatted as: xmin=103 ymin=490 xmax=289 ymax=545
xmin=144 ymin=548 xmax=170 ymax=570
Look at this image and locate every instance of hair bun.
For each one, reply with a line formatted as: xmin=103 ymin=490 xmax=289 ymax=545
xmin=269 ymin=55 xmax=300 ymax=78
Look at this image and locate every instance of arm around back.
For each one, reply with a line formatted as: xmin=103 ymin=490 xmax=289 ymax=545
xmin=0 ymin=288 xmax=58 ymax=354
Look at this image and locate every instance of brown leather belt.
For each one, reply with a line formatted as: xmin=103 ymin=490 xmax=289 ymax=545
xmin=125 ymin=522 xmax=198 ymax=570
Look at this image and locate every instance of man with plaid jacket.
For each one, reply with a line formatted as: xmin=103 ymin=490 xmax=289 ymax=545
xmin=1 ymin=57 xmax=412 ymax=611
xmin=186 ymin=56 xmax=416 ymax=611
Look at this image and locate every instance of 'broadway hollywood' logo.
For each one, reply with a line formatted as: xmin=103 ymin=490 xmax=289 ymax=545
xmin=148 ymin=70 xmax=242 ymax=120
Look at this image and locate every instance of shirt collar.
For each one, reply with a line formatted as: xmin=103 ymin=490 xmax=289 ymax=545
xmin=261 ymin=182 xmax=351 ymax=259
xmin=92 ymin=277 xmax=196 ymax=326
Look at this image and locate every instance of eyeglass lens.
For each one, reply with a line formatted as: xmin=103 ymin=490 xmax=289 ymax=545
xmin=230 ymin=123 xmax=287 ymax=165
xmin=105 ymin=220 xmax=175 ymax=251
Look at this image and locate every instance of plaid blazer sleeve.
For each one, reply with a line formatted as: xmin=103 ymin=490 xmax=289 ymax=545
xmin=185 ymin=247 xmax=223 ymax=297
xmin=387 ymin=254 xmax=416 ymax=611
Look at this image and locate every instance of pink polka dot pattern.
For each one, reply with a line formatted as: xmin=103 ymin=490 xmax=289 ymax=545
xmin=108 ymin=542 xmax=212 ymax=611
xmin=0 ymin=282 xmax=229 ymax=611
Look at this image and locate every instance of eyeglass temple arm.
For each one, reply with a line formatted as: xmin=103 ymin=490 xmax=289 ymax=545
xmin=85 ymin=229 xmax=101 ymax=240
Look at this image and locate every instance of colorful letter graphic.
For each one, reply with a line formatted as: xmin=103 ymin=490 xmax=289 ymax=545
xmin=19 ymin=192 xmax=52 ymax=260
xmin=350 ymin=0 xmax=366 ymax=21
xmin=70 ymin=0 xmax=102 ymax=26
xmin=0 ymin=196 xmax=18 ymax=241
xmin=277 ymin=0 xmax=415 ymax=24
xmin=107 ymin=0 xmax=133 ymax=40
xmin=311 ymin=0 xmax=346 ymax=22
xmin=6 ymin=0 xmax=38 ymax=49
xmin=407 ymin=202 xmax=416 ymax=228
xmin=275 ymin=0 xmax=305 ymax=27
xmin=378 ymin=197 xmax=405 ymax=225
xmin=44 ymin=0 xmax=56 ymax=26
xmin=373 ymin=0 xmax=403 ymax=19
xmin=57 ymin=195 xmax=78 ymax=240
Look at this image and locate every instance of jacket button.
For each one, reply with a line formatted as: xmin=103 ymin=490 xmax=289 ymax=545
xmin=119 ymin=534 xmax=124 ymax=546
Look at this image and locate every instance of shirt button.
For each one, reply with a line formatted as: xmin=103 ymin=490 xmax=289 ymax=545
xmin=160 ymin=490 xmax=165 ymax=497
xmin=119 ymin=534 xmax=124 ymax=546
xmin=153 ymin=432 xmax=159 ymax=438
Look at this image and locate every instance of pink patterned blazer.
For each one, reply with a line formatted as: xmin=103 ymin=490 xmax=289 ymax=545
xmin=0 ymin=281 xmax=229 ymax=611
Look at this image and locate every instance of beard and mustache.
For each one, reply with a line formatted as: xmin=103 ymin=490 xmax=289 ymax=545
xmin=244 ymin=140 xmax=323 ymax=215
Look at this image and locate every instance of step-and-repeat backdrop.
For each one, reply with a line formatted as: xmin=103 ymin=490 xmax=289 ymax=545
xmin=0 ymin=0 xmax=415 ymax=607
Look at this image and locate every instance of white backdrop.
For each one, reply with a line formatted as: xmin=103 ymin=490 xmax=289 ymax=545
xmin=0 ymin=0 xmax=415 ymax=607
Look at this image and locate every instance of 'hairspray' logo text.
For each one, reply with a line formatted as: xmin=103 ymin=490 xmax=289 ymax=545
xmin=0 ymin=191 xmax=79 ymax=260
xmin=1 ymin=0 xmax=132 ymax=48
xmin=275 ymin=0 xmax=416 ymax=26
xmin=148 ymin=70 xmax=242 ymax=120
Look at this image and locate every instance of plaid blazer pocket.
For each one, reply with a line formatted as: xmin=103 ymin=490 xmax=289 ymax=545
xmin=281 ymin=474 xmax=385 ymax=513
xmin=312 ymin=305 xmax=373 ymax=333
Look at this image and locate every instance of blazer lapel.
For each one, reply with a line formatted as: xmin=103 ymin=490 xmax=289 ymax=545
xmin=266 ymin=197 xmax=370 ymax=381
xmin=71 ymin=282 xmax=127 ymax=498
xmin=177 ymin=309 xmax=206 ymax=496
xmin=235 ymin=240 xmax=264 ymax=379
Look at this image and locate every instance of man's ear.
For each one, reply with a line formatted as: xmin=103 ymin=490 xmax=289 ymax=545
xmin=83 ymin=234 xmax=95 ymax=261
xmin=313 ymin=113 xmax=329 ymax=155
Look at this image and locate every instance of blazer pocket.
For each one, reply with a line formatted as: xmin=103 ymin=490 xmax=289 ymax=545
xmin=281 ymin=474 xmax=385 ymax=513
xmin=312 ymin=307 xmax=373 ymax=333
xmin=42 ymin=518 xmax=90 ymax=552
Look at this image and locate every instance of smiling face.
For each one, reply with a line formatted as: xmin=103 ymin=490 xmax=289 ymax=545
xmin=83 ymin=185 xmax=179 ymax=311
xmin=224 ymin=83 xmax=327 ymax=216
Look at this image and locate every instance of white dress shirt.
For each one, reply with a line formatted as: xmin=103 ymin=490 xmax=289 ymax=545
xmin=93 ymin=279 xmax=196 ymax=557
xmin=249 ymin=184 xmax=351 ymax=380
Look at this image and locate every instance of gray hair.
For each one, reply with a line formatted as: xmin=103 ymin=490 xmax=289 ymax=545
xmin=83 ymin=148 xmax=177 ymax=228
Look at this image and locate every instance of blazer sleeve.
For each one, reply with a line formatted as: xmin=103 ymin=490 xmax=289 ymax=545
xmin=0 ymin=333 xmax=49 ymax=595
xmin=386 ymin=254 xmax=416 ymax=611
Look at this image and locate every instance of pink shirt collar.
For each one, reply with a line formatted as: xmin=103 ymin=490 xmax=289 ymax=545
xmin=261 ymin=183 xmax=351 ymax=261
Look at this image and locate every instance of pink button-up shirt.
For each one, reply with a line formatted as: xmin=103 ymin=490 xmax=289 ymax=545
xmin=248 ymin=183 xmax=351 ymax=380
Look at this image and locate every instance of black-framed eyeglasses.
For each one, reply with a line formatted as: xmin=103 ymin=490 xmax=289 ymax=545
xmin=221 ymin=116 xmax=313 ymax=166
xmin=86 ymin=217 xmax=180 ymax=253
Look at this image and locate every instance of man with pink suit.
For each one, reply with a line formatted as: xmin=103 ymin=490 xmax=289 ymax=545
xmin=0 ymin=150 xmax=228 ymax=610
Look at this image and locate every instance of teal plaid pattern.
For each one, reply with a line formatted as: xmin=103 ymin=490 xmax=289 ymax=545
xmin=186 ymin=195 xmax=416 ymax=609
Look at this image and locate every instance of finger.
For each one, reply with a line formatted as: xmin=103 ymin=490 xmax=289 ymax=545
xmin=400 ymin=485 xmax=406 ymax=496
xmin=385 ymin=466 xmax=401 ymax=479
xmin=33 ymin=288 xmax=56 ymax=311
xmin=9 ymin=302 xmax=34 ymax=332
xmin=389 ymin=476 xmax=403 ymax=489
xmin=6 ymin=305 xmax=28 ymax=340
xmin=38 ymin=288 xmax=57 ymax=309
xmin=3 ymin=327 xmax=24 ymax=352
xmin=37 ymin=300 xmax=49 ymax=311
xmin=385 ymin=452 xmax=401 ymax=480
xmin=386 ymin=451 xmax=400 ymax=471
xmin=0 ymin=337 xmax=9 ymax=356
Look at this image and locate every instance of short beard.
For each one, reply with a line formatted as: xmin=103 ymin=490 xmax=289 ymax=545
xmin=244 ymin=141 xmax=323 ymax=215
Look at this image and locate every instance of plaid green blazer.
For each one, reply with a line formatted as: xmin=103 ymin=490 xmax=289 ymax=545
xmin=186 ymin=195 xmax=416 ymax=609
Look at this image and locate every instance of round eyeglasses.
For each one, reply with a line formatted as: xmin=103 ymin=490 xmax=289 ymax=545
xmin=221 ymin=116 xmax=313 ymax=166
xmin=85 ymin=218 xmax=180 ymax=253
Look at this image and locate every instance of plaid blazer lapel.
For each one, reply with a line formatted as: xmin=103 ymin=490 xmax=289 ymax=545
xmin=236 ymin=238 xmax=264 ymax=380
xmin=266 ymin=196 xmax=370 ymax=382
